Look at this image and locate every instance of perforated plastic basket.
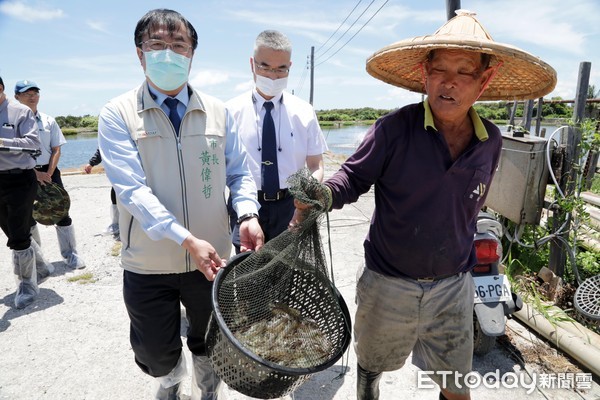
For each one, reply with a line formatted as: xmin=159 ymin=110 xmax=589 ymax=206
xmin=206 ymin=252 xmax=351 ymax=399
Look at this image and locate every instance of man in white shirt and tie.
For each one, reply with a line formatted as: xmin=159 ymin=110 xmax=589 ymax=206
xmin=226 ymin=30 xmax=328 ymax=251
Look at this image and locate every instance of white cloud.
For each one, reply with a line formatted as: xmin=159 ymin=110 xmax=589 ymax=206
xmin=0 ymin=1 xmax=64 ymax=22
xmin=189 ymin=70 xmax=229 ymax=88
xmin=473 ymin=0 xmax=593 ymax=55
xmin=233 ymin=79 xmax=254 ymax=93
xmin=86 ymin=19 xmax=109 ymax=34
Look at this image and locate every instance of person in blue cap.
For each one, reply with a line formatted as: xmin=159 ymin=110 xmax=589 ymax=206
xmin=0 ymin=75 xmax=49 ymax=309
xmin=15 ymin=79 xmax=86 ymax=270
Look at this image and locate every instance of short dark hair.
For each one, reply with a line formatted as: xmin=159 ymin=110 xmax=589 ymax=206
xmin=0 ymin=76 xmax=4 ymax=89
xmin=134 ymin=9 xmax=198 ymax=51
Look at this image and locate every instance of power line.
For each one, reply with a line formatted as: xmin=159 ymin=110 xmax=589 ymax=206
xmin=294 ymin=55 xmax=310 ymax=95
xmin=314 ymin=0 xmax=364 ymax=55
xmin=314 ymin=0 xmax=376 ymax=62
xmin=316 ymin=0 xmax=388 ymax=67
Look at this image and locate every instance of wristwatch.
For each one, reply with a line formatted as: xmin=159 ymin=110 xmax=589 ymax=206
xmin=237 ymin=212 xmax=258 ymax=225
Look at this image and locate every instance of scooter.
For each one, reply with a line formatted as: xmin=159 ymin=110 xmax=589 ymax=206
xmin=471 ymin=211 xmax=523 ymax=355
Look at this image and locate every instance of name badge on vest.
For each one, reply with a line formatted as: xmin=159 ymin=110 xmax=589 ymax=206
xmin=136 ymin=129 xmax=159 ymax=139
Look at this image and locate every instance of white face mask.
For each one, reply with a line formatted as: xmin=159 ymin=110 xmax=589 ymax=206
xmin=144 ymin=49 xmax=191 ymax=91
xmin=254 ymin=74 xmax=288 ymax=98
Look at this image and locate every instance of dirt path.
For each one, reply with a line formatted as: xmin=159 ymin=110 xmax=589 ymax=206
xmin=1 ymin=154 xmax=598 ymax=399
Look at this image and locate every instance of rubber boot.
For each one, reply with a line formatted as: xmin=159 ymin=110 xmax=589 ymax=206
xmin=104 ymin=204 xmax=120 ymax=239
xmin=30 ymin=239 xmax=54 ymax=282
xmin=56 ymin=225 xmax=85 ymax=269
xmin=30 ymin=224 xmax=42 ymax=246
xmin=154 ymin=353 xmax=187 ymax=400
xmin=13 ymin=246 xmax=39 ymax=309
xmin=191 ymin=355 xmax=222 ymax=400
xmin=357 ymin=363 xmax=382 ymax=400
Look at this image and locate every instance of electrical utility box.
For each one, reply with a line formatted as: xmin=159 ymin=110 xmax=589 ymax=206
xmin=484 ymin=133 xmax=549 ymax=225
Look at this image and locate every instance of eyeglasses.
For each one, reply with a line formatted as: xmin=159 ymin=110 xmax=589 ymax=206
xmin=18 ymin=91 xmax=40 ymax=98
xmin=253 ymin=60 xmax=290 ymax=75
xmin=142 ymin=39 xmax=192 ymax=55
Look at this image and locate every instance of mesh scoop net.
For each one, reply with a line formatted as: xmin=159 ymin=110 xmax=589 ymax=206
xmin=206 ymin=169 xmax=350 ymax=399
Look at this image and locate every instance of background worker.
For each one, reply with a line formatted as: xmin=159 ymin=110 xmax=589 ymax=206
xmin=226 ymin=29 xmax=327 ymax=251
xmin=83 ymin=147 xmax=119 ymax=239
xmin=98 ymin=9 xmax=263 ymax=399
xmin=0 ymin=75 xmax=47 ymax=309
xmin=291 ymin=10 xmax=557 ymax=400
xmin=15 ymin=80 xmax=85 ymax=269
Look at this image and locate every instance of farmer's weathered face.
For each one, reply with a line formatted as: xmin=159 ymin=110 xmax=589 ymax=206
xmin=424 ymin=49 xmax=492 ymax=122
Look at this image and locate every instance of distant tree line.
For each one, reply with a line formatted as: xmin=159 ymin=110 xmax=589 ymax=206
xmin=316 ymin=98 xmax=577 ymax=124
xmin=316 ymin=107 xmax=394 ymax=122
xmin=56 ymin=92 xmax=600 ymax=129
xmin=55 ymin=115 xmax=98 ymax=129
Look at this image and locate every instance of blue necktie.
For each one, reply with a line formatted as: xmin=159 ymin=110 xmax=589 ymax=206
xmin=164 ymin=97 xmax=181 ymax=135
xmin=261 ymin=101 xmax=280 ymax=194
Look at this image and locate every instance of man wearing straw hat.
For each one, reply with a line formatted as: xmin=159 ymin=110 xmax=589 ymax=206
xmin=292 ymin=10 xmax=556 ymax=400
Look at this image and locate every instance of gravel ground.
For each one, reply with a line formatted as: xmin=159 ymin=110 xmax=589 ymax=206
xmin=1 ymin=153 xmax=599 ymax=399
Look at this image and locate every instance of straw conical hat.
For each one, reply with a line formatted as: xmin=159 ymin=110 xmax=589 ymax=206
xmin=366 ymin=10 xmax=557 ymax=101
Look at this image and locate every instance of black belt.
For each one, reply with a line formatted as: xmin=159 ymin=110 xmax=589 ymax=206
xmin=34 ymin=164 xmax=49 ymax=171
xmin=258 ymin=189 xmax=290 ymax=202
xmin=415 ymin=271 xmax=464 ymax=283
xmin=0 ymin=168 xmax=25 ymax=175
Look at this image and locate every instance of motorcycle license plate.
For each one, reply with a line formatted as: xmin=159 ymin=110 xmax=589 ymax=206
xmin=472 ymin=275 xmax=512 ymax=304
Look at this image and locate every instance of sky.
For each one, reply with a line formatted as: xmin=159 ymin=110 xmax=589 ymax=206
xmin=0 ymin=0 xmax=599 ymax=118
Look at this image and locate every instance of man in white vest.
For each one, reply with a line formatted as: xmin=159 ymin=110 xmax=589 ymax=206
xmin=98 ymin=8 xmax=263 ymax=400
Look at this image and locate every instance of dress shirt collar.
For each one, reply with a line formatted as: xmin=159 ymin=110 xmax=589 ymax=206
xmin=147 ymin=84 xmax=190 ymax=109
xmin=252 ymin=88 xmax=283 ymax=112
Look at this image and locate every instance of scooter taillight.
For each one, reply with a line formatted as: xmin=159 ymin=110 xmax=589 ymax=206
xmin=475 ymin=239 xmax=500 ymax=264
xmin=473 ymin=264 xmax=492 ymax=273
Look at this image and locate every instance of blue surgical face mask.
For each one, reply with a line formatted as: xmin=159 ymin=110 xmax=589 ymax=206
xmin=144 ymin=49 xmax=191 ymax=91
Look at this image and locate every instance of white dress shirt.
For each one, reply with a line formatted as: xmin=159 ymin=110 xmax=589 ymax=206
xmin=226 ymin=89 xmax=328 ymax=190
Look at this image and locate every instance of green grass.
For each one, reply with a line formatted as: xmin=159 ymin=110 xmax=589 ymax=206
xmin=67 ymin=272 xmax=96 ymax=284
xmin=591 ymin=174 xmax=600 ymax=195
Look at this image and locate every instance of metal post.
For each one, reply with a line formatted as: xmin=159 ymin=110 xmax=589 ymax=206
xmin=523 ymin=99 xmax=534 ymax=132
xmin=535 ymin=98 xmax=543 ymax=136
xmin=446 ymin=0 xmax=461 ymax=20
xmin=508 ymin=100 xmax=517 ymax=131
xmin=549 ymin=62 xmax=591 ymax=277
xmin=309 ymin=46 xmax=314 ymax=106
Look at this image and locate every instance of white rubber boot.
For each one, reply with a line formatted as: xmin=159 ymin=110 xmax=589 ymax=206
xmin=13 ymin=246 xmax=39 ymax=309
xmin=191 ymin=355 xmax=222 ymax=400
xmin=154 ymin=352 xmax=187 ymax=400
xmin=30 ymin=239 xmax=54 ymax=282
xmin=56 ymin=225 xmax=86 ymax=269
xmin=103 ymin=204 xmax=120 ymax=238
xmin=30 ymin=225 xmax=54 ymax=281
xmin=30 ymin=224 xmax=42 ymax=246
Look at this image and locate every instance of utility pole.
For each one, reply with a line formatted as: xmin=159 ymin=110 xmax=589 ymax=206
xmin=309 ymin=46 xmax=314 ymax=105
xmin=446 ymin=0 xmax=461 ymax=20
